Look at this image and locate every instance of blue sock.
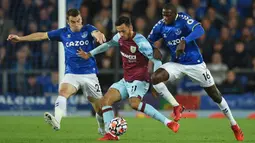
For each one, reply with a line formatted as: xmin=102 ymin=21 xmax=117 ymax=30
xmin=138 ymin=102 xmax=170 ymax=125
xmin=102 ymin=106 xmax=114 ymax=132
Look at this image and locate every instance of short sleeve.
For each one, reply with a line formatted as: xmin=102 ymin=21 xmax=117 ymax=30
xmin=112 ymin=33 xmax=121 ymax=43
xmin=47 ymin=28 xmax=63 ymax=41
xmin=85 ymin=24 xmax=98 ymax=35
xmin=179 ymin=13 xmax=200 ymax=31
xmin=134 ymin=34 xmax=153 ymax=60
xmin=147 ymin=20 xmax=163 ymax=43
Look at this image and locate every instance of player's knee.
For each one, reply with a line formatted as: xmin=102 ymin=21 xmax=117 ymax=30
xmin=151 ymin=73 xmax=161 ymax=85
xmin=101 ymin=98 xmax=113 ymax=106
xmin=58 ymin=89 xmax=70 ymax=98
xmin=151 ymin=69 xmax=169 ymax=85
xmin=128 ymin=98 xmax=141 ymax=110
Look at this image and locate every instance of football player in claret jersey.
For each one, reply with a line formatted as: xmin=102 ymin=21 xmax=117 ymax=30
xmin=148 ymin=3 xmax=244 ymax=141
xmin=78 ymin=16 xmax=180 ymax=141
xmin=7 ymin=9 xmax=106 ymax=135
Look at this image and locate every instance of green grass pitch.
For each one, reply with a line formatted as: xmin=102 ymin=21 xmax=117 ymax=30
xmin=0 ymin=116 xmax=254 ymax=143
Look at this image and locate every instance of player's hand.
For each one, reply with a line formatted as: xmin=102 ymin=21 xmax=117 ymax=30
xmin=176 ymin=40 xmax=186 ymax=58
xmin=7 ymin=34 xmax=21 ymax=43
xmin=153 ymin=48 xmax=162 ymax=60
xmin=92 ymin=31 xmax=106 ymax=44
xmin=151 ymin=87 xmax=159 ymax=98
xmin=76 ymin=47 xmax=91 ymax=59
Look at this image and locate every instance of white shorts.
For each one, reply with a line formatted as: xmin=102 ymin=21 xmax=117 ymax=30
xmin=61 ymin=73 xmax=103 ymax=99
xmin=160 ymin=62 xmax=215 ymax=87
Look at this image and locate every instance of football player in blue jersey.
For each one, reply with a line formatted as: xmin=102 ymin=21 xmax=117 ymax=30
xmin=148 ymin=3 xmax=244 ymax=141
xmin=7 ymin=9 xmax=106 ymax=135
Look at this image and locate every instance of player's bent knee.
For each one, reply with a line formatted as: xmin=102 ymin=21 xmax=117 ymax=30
xmin=101 ymin=98 xmax=111 ymax=106
xmin=58 ymin=90 xmax=71 ymax=98
xmin=128 ymin=98 xmax=141 ymax=110
xmin=151 ymin=73 xmax=158 ymax=85
xmin=151 ymin=69 xmax=169 ymax=85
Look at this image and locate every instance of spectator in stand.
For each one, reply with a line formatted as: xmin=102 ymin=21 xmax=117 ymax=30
xmin=0 ymin=8 xmax=14 ymax=44
xmin=37 ymin=41 xmax=57 ymax=69
xmin=9 ymin=45 xmax=32 ymax=94
xmin=186 ymin=7 xmax=196 ymax=19
xmin=0 ymin=46 xmax=7 ymax=69
xmin=228 ymin=41 xmax=251 ymax=69
xmin=219 ymin=70 xmax=245 ymax=94
xmin=206 ymin=7 xmax=223 ymax=29
xmin=210 ymin=0 xmax=232 ymax=17
xmin=25 ymin=74 xmax=44 ymax=96
xmin=218 ymin=26 xmax=235 ymax=56
xmin=40 ymin=71 xmax=59 ymax=96
xmin=134 ymin=17 xmax=149 ymax=36
xmin=207 ymin=53 xmax=228 ymax=85
xmin=228 ymin=18 xmax=241 ymax=40
xmin=241 ymin=27 xmax=255 ymax=57
xmin=244 ymin=17 xmax=255 ymax=36
xmin=201 ymin=18 xmax=219 ymax=40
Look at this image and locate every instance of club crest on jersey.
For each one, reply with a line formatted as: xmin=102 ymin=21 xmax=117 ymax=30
xmin=130 ymin=46 xmax=136 ymax=53
xmin=67 ymin=34 xmax=71 ymax=38
xmin=175 ymin=28 xmax=182 ymax=35
xmin=81 ymin=31 xmax=88 ymax=38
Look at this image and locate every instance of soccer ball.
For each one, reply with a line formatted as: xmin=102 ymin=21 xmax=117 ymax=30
xmin=108 ymin=117 xmax=128 ymax=136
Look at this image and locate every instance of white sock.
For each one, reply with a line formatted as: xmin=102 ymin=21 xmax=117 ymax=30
xmin=96 ymin=113 xmax=104 ymax=129
xmin=54 ymin=96 xmax=67 ymax=123
xmin=217 ymin=97 xmax=237 ymax=125
xmin=153 ymin=83 xmax=179 ymax=107
xmin=164 ymin=118 xmax=172 ymax=126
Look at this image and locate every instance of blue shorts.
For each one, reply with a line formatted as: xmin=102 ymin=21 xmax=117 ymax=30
xmin=110 ymin=78 xmax=150 ymax=100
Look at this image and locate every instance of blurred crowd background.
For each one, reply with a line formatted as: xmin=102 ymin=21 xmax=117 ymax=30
xmin=0 ymin=0 xmax=255 ymax=97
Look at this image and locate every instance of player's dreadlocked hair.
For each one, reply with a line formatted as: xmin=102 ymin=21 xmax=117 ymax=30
xmin=115 ymin=16 xmax=131 ymax=26
xmin=66 ymin=9 xmax=80 ymax=20
xmin=163 ymin=3 xmax=177 ymax=14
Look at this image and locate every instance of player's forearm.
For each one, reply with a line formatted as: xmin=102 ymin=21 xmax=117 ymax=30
xmin=185 ymin=25 xmax=204 ymax=43
xmin=150 ymin=58 xmax=162 ymax=72
xmin=147 ymin=39 xmax=157 ymax=49
xmin=89 ymin=42 xmax=112 ymax=56
xmin=19 ymin=32 xmax=48 ymax=42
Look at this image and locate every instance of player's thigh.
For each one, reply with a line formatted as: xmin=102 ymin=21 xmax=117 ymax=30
xmin=110 ymin=79 xmax=129 ymax=100
xmin=126 ymin=80 xmax=150 ymax=99
xmin=81 ymin=74 xmax=103 ymax=100
xmin=160 ymin=62 xmax=185 ymax=82
xmin=102 ymin=88 xmax=123 ymax=106
xmin=59 ymin=74 xmax=79 ymax=98
xmin=184 ymin=62 xmax=215 ymax=87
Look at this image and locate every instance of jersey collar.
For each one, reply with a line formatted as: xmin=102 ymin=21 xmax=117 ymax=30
xmin=175 ymin=13 xmax=178 ymax=21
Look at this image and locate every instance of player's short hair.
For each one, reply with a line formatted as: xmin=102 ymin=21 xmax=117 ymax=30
xmin=66 ymin=9 xmax=80 ymax=20
xmin=115 ymin=16 xmax=131 ymax=26
xmin=163 ymin=3 xmax=177 ymax=14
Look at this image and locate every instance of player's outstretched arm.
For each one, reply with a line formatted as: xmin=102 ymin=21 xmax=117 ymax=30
xmin=7 ymin=32 xmax=48 ymax=43
xmin=77 ymin=40 xmax=119 ymax=60
xmin=91 ymin=30 xmax=106 ymax=44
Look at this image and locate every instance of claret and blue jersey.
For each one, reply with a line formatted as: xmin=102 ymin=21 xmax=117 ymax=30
xmin=47 ymin=24 xmax=98 ymax=74
xmin=148 ymin=12 xmax=204 ymax=65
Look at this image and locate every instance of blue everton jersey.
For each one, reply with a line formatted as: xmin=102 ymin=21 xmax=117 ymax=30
xmin=148 ymin=12 xmax=203 ymax=65
xmin=47 ymin=24 xmax=98 ymax=74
